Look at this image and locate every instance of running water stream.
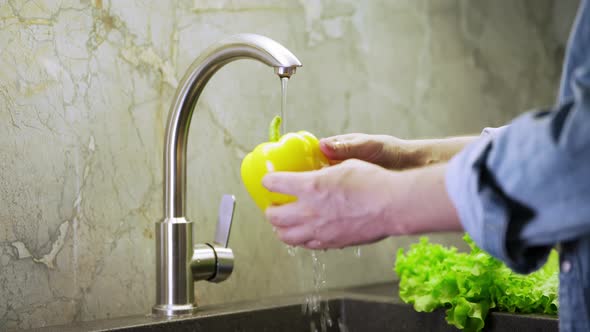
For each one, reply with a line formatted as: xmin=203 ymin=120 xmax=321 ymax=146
xmin=279 ymin=77 xmax=342 ymax=331
xmin=281 ymin=77 xmax=288 ymax=134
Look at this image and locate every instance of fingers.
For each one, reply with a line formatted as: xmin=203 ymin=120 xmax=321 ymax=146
xmin=320 ymin=134 xmax=360 ymax=158
xmin=304 ymin=240 xmax=325 ymax=250
xmin=320 ymin=134 xmax=377 ymax=161
xmin=266 ymin=203 xmax=314 ymax=227
xmin=263 ymin=171 xmax=319 ymax=196
xmin=274 ymin=225 xmax=315 ymax=246
xmin=266 ymin=202 xmax=323 ymax=247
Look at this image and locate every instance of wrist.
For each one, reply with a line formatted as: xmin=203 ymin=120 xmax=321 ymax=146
xmin=380 ymin=169 xmax=418 ymax=235
xmin=381 ymin=164 xmax=462 ymax=236
xmin=398 ymin=137 xmax=477 ymax=169
xmin=395 ymin=139 xmax=438 ymax=169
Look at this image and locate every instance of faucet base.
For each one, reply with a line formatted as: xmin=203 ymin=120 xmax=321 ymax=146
xmin=154 ymin=220 xmax=196 ymax=317
xmin=152 ymin=303 xmax=199 ymax=316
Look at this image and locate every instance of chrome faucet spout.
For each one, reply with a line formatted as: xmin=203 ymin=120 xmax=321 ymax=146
xmin=164 ymin=33 xmax=301 ymax=219
xmin=153 ymin=34 xmax=301 ymax=317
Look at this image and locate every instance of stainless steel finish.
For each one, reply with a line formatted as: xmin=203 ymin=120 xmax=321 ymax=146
xmin=163 ymin=33 xmax=301 ymax=219
xmin=275 ymin=66 xmax=297 ymax=78
xmin=207 ymin=194 xmax=236 ymax=283
xmin=190 ymin=244 xmax=217 ymax=281
xmin=153 ymin=219 xmax=197 ymax=316
xmin=215 ymin=194 xmax=236 ymax=247
xmin=153 ymin=34 xmax=302 ymax=316
xmin=189 ymin=195 xmax=236 ymax=283
xmin=207 ymin=244 xmax=234 ymax=283
xmin=189 ymin=243 xmax=235 ymax=283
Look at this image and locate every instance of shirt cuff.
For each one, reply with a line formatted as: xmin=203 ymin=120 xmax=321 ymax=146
xmin=444 ymin=131 xmax=543 ymax=273
xmin=445 ymin=135 xmax=506 ymax=258
xmin=481 ymin=125 xmax=508 ymax=137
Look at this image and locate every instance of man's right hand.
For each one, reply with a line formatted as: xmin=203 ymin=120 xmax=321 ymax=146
xmin=319 ymin=133 xmax=477 ymax=170
xmin=319 ymin=134 xmax=417 ymax=169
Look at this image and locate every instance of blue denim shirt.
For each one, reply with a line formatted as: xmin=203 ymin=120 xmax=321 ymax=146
xmin=446 ymin=1 xmax=590 ymax=331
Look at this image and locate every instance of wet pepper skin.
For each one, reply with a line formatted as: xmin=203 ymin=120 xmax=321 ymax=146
xmin=241 ymin=116 xmax=329 ymax=210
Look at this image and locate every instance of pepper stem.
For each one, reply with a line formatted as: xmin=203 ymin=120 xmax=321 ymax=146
xmin=269 ymin=115 xmax=281 ymax=142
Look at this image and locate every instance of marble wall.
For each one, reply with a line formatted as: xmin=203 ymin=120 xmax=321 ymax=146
xmin=0 ymin=0 xmax=572 ymax=329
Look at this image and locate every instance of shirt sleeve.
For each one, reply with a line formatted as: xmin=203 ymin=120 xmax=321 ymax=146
xmin=445 ymin=65 xmax=590 ymax=274
xmin=480 ymin=126 xmax=508 ymax=137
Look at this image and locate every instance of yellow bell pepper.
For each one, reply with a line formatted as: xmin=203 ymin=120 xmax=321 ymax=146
xmin=241 ymin=116 xmax=329 ymax=210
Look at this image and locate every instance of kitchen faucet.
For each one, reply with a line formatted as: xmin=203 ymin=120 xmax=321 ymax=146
xmin=152 ymin=34 xmax=302 ymax=316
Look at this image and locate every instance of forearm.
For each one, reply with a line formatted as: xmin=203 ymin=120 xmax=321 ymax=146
xmin=400 ymin=136 xmax=478 ymax=168
xmin=383 ymin=163 xmax=463 ymax=235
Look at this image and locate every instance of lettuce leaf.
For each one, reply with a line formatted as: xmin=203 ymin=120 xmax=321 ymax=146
xmin=394 ymin=235 xmax=558 ymax=332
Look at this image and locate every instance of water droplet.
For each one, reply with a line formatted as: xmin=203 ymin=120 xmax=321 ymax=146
xmin=310 ymin=320 xmax=318 ymax=332
xmin=338 ymin=318 xmax=349 ymax=332
xmin=286 ymin=245 xmax=298 ymax=257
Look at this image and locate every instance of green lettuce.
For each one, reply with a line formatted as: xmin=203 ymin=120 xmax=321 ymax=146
xmin=394 ymin=235 xmax=558 ymax=332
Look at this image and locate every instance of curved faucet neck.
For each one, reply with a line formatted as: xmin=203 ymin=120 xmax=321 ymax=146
xmin=163 ymin=34 xmax=302 ymax=219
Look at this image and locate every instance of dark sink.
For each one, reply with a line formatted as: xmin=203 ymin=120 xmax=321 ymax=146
xmin=23 ymin=283 xmax=558 ymax=332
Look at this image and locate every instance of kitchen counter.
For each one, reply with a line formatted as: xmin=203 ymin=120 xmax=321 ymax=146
xmin=19 ymin=282 xmax=558 ymax=332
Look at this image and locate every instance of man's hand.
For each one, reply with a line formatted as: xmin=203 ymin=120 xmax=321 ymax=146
xmin=320 ymin=134 xmax=417 ymax=169
xmin=262 ymin=160 xmax=462 ymax=249
xmin=263 ymin=159 xmax=406 ymax=249
xmin=320 ymin=134 xmax=477 ymax=170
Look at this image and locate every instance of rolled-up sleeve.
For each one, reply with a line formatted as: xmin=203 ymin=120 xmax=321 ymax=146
xmin=445 ymin=65 xmax=590 ymax=273
xmin=480 ymin=126 xmax=508 ymax=137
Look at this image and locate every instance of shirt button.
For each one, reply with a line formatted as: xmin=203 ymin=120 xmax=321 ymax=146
xmin=561 ymin=260 xmax=572 ymax=273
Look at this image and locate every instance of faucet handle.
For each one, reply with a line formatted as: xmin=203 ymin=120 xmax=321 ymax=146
xmin=191 ymin=194 xmax=236 ymax=284
xmin=214 ymin=194 xmax=235 ymax=248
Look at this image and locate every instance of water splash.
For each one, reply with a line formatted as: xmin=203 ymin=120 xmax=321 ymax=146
xmin=320 ymin=304 xmax=333 ymax=331
xmin=302 ymin=251 xmax=332 ymax=332
xmin=337 ymin=317 xmax=349 ymax=332
xmin=287 ymin=245 xmax=298 ymax=257
xmin=302 ymin=251 xmax=323 ymax=314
